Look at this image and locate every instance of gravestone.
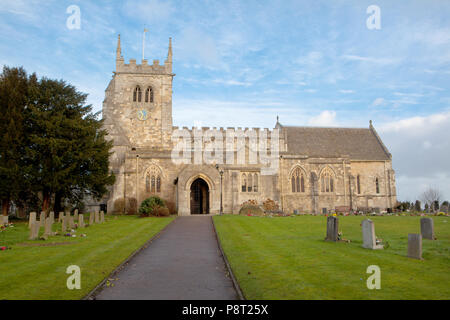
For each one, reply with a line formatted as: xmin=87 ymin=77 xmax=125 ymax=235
xmin=58 ymin=212 xmax=64 ymax=223
xmin=79 ymin=214 xmax=85 ymax=228
xmin=29 ymin=221 xmax=40 ymax=240
xmin=29 ymin=212 xmax=37 ymax=229
xmin=89 ymin=212 xmax=95 ymax=225
xmin=407 ymin=234 xmax=423 ymax=260
xmin=44 ymin=217 xmax=53 ymax=236
xmin=322 ymin=208 xmax=328 ymax=215
xmin=100 ymin=211 xmax=105 ymax=223
xmin=325 ymin=216 xmax=339 ymax=241
xmin=74 ymin=209 xmax=79 ymax=221
xmin=95 ymin=211 xmax=100 ymax=224
xmin=420 ymin=218 xmax=435 ymax=240
xmin=39 ymin=212 xmax=46 ymax=227
xmin=69 ymin=216 xmax=75 ymax=229
xmin=362 ymin=219 xmax=383 ymax=249
xmin=62 ymin=215 xmax=68 ymax=233
xmin=49 ymin=211 xmax=55 ymax=224
xmin=1 ymin=215 xmax=8 ymax=225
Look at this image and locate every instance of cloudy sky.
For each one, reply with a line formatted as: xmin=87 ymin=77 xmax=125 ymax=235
xmin=0 ymin=0 xmax=449 ymax=202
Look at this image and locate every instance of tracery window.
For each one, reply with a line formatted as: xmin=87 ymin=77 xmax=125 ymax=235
xmin=291 ymin=167 xmax=305 ymax=193
xmin=145 ymin=165 xmax=162 ymax=193
xmin=241 ymin=173 xmax=258 ymax=193
xmin=320 ymin=168 xmax=334 ymax=193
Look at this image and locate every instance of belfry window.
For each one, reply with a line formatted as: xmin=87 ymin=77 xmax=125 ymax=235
xmin=133 ymin=86 xmax=142 ymax=102
xmin=145 ymin=87 xmax=154 ymax=103
xmin=291 ymin=167 xmax=305 ymax=193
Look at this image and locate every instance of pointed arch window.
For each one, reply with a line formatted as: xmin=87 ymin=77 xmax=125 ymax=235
xmin=133 ymin=86 xmax=142 ymax=102
xmin=253 ymin=173 xmax=258 ymax=192
xmin=145 ymin=87 xmax=154 ymax=103
xmin=242 ymin=174 xmax=247 ymax=192
xmin=320 ymin=168 xmax=335 ymax=193
xmin=291 ymin=167 xmax=305 ymax=193
xmin=375 ymin=178 xmax=380 ymax=194
xmin=145 ymin=165 xmax=162 ymax=194
xmin=357 ymin=175 xmax=361 ymax=194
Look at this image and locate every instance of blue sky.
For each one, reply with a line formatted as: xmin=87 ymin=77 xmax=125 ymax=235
xmin=1 ymin=0 xmax=449 ymax=202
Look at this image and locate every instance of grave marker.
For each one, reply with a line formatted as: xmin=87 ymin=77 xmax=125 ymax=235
xmin=79 ymin=214 xmax=85 ymax=228
xmin=89 ymin=212 xmax=94 ymax=225
xmin=39 ymin=211 xmax=46 ymax=227
xmin=95 ymin=211 xmax=100 ymax=224
xmin=74 ymin=209 xmax=79 ymax=221
xmin=407 ymin=234 xmax=423 ymax=260
xmin=362 ymin=219 xmax=383 ymax=249
xmin=325 ymin=216 xmax=339 ymax=241
xmin=29 ymin=221 xmax=40 ymax=240
xmin=29 ymin=212 xmax=37 ymax=229
xmin=44 ymin=217 xmax=53 ymax=236
xmin=420 ymin=218 xmax=435 ymax=240
xmin=100 ymin=211 xmax=105 ymax=223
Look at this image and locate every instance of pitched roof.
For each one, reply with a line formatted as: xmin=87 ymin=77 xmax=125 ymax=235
xmin=282 ymin=125 xmax=391 ymax=160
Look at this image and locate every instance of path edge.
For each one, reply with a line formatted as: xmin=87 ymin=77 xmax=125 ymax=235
xmin=212 ymin=216 xmax=246 ymax=300
xmin=82 ymin=216 xmax=177 ymax=300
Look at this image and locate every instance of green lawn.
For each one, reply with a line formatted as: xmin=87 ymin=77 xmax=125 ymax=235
xmin=213 ymin=215 xmax=450 ymax=300
xmin=0 ymin=215 xmax=173 ymax=300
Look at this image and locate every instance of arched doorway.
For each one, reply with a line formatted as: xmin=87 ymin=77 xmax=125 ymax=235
xmin=190 ymin=178 xmax=210 ymax=215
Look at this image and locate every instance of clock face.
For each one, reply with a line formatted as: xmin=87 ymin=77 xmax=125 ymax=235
xmin=137 ymin=109 xmax=149 ymax=121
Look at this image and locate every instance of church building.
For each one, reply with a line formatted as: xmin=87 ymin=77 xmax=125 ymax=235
xmin=101 ymin=35 xmax=397 ymax=215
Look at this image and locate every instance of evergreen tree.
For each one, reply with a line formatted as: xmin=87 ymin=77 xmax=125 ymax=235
xmin=0 ymin=66 xmax=34 ymax=216
xmin=414 ymin=200 xmax=421 ymax=212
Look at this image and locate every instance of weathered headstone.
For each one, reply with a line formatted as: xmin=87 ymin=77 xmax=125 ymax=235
xmin=95 ymin=211 xmax=100 ymax=224
xmin=49 ymin=211 xmax=55 ymax=224
xmin=325 ymin=216 xmax=339 ymax=241
xmin=100 ymin=211 xmax=105 ymax=223
xmin=74 ymin=209 xmax=79 ymax=221
xmin=44 ymin=217 xmax=53 ymax=236
xmin=1 ymin=215 xmax=8 ymax=225
xmin=62 ymin=215 xmax=68 ymax=233
xmin=79 ymin=214 xmax=85 ymax=228
xmin=39 ymin=211 xmax=46 ymax=227
xmin=362 ymin=219 xmax=383 ymax=249
xmin=89 ymin=212 xmax=95 ymax=225
xmin=407 ymin=234 xmax=423 ymax=260
xmin=29 ymin=221 xmax=40 ymax=240
xmin=420 ymin=218 xmax=435 ymax=240
xmin=69 ymin=216 xmax=75 ymax=229
xmin=29 ymin=212 xmax=37 ymax=229
xmin=58 ymin=212 xmax=64 ymax=223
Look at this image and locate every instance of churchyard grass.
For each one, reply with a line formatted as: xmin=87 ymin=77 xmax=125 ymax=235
xmin=213 ymin=215 xmax=450 ymax=300
xmin=0 ymin=215 xmax=173 ymax=300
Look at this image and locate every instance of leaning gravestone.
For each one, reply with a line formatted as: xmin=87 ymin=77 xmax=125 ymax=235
xmin=89 ymin=212 xmax=95 ymax=225
xmin=407 ymin=234 xmax=423 ymax=260
xmin=74 ymin=209 xmax=79 ymax=221
xmin=95 ymin=211 xmax=100 ymax=224
xmin=78 ymin=214 xmax=85 ymax=228
xmin=39 ymin=212 xmax=46 ymax=227
xmin=100 ymin=211 xmax=105 ymax=224
xmin=325 ymin=216 xmax=339 ymax=241
xmin=29 ymin=221 xmax=40 ymax=240
xmin=29 ymin=212 xmax=37 ymax=229
xmin=44 ymin=217 xmax=53 ymax=236
xmin=420 ymin=218 xmax=435 ymax=240
xmin=362 ymin=219 xmax=383 ymax=249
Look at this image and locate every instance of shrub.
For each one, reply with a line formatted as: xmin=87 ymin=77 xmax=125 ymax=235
xmin=113 ymin=198 xmax=125 ymax=214
xmin=127 ymin=198 xmax=137 ymax=215
xmin=154 ymin=205 xmax=170 ymax=217
xmin=263 ymin=198 xmax=279 ymax=212
xmin=165 ymin=200 xmax=177 ymax=215
xmin=239 ymin=204 xmax=264 ymax=216
xmin=139 ymin=196 xmax=166 ymax=216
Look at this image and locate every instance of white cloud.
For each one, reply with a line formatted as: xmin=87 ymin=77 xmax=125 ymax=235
xmin=371 ymin=97 xmax=386 ymax=107
xmin=342 ymin=55 xmax=398 ymax=65
xmin=123 ymin=0 xmax=174 ymax=22
xmin=307 ymin=110 xmax=337 ymax=127
xmin=339 ymin=90 xmax=355 ymax=94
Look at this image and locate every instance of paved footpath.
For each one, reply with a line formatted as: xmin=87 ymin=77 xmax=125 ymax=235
xmin=95 ymin=216 xmax=239 ymax=300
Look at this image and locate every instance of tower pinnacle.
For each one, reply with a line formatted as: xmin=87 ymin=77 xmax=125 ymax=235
xmin=116 ymin=34 xmax=122 ymax=60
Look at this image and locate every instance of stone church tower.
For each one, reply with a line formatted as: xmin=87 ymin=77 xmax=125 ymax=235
xmin=100 ymin=35 xmax=397 ymax=216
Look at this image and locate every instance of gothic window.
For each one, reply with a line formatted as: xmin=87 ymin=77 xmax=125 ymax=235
xmin=320 ymin=168 xmax=334 ymax=193
xmin=241 ymin=173 xmax=259 ymax=193
xmin=376 ymin=178 xmax=380 ymax=194
xmin=145 ymin=87 xmax=154 ymax=103
xmin=357 ymin=175 xmax=361 ymax=194
xmin=133 ymin=86 xmax=142 ymax=102
xmin=253 ymin=173 xmax=258 ymax=192
xmin=145 ymin=165 xmax=162 ymax=194
xmin=291 ymin=167 xmax=305 ymax=193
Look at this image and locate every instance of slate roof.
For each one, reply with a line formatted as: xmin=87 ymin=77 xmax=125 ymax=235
xmin=282 ymin=125 xmax=391 ymax=160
